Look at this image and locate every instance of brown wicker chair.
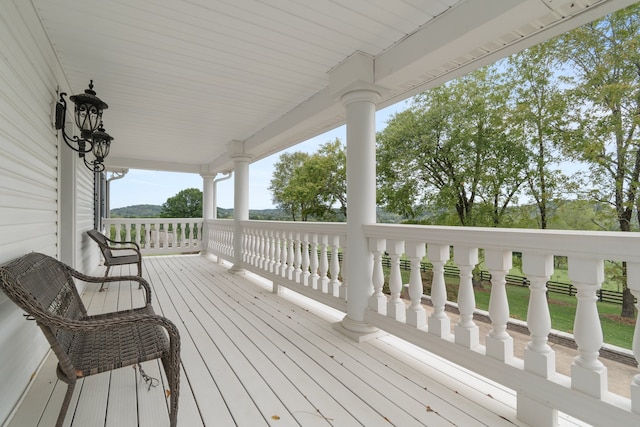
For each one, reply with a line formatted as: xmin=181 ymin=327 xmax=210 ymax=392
xmin=87 ymin=229 xmax=142 ymax=291
xmin=0 ymin=252 xmax=180 ymax=427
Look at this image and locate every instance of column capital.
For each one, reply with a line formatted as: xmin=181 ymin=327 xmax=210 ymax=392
xmin=200 ymin=172 xmax=217 ymax=180
xmin=227 ymin=140 xmax=253 ymax=161
xmin=329 ymin=51 xmax=386 ymax=105
xmin=340 ymin=87 xmax=382 ymax=107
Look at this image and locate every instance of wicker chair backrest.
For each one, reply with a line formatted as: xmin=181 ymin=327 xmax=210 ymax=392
xmin=87 ymin=229 xmax=114 ymax=260
xmin=0 ymin=253 xmax=87 ymax=363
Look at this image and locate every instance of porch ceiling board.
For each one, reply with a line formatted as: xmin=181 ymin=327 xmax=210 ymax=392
xmin=9 ymin=255 xmax=542 ymax=426
xmin=32 ymin=0 xmax=636 ymax=173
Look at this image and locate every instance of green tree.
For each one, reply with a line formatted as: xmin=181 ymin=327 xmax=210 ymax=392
xmin=557 ymin=4 xmax=640 ymax=317
xmin=268 ymin=140 xmax=347 ymax=221
xmin=269 ymin=151 xmax=311 ymax=220
xmin=506 ymin=41 xmax=574 ymax=229
xmin=315 ymin=139 xmax=347 ymax=219
xmin=377 ymin=66 xmax=527 ymax=226
xmin=160 ymin=188 xmax=203 ymax=218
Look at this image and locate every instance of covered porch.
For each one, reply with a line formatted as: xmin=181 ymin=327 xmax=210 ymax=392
xmin=8 ymin=254 xmax=592 ymax=427
xmin=2 ymin=1 xmax=640 ymax=426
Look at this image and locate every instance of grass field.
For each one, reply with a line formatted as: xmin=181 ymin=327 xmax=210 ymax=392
xmin=389 ymin=270 xmax=636 ymax=349
xmin=473 ymin=283 xmax=635 ymax=349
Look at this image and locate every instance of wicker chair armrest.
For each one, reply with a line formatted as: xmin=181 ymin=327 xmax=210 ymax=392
xmin=85 ymin=305 xmax=154 ymax=321
xmin=104 ymin=235 xmax=141 ymax=252
xmin=37 ymin=311 xmax=180 ymax=344
xmin=108 ymin=246 xmax=142 ymax=257
xmin=64 ymin=267 xmax=152 ymax=305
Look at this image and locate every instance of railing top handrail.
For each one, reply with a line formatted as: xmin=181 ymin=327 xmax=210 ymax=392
xmin=364 ymin=223 xmax=640 ymax=263
xmin=239 ymin=220 xmax=347 ymax=235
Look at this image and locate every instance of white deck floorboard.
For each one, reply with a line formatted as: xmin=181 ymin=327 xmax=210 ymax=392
xmin=7 ymin=254 xmax=591 ymax=426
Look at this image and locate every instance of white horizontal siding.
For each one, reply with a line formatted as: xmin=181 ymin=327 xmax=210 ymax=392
xmin=0 ymin=1 xmax=66 ymax=423
xmin=77 ymin=169 xmax=100 ymax=274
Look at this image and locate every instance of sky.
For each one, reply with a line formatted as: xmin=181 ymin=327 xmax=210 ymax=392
xmin=109 ymin=101 xmax=410 ymax=210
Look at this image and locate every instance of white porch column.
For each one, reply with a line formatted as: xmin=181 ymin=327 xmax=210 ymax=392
xmin=335 ymin=88 xmax=382 ymax=341
xmin=228 ymin=141 xmax=252 ymax=274
xmin=201 ymin=172 xmax=215 ymax=256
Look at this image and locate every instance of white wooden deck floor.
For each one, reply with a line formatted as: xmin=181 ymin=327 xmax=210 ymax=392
xmin=7 ymin=255 xmax=588 ymax=427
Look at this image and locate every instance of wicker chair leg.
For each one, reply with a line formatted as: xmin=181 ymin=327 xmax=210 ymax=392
xmin=99 ymin=266 xmax=110 ymax=292
xmin=137 ymin=261 xmax=142 ymax=289
xmin=162 ymin=356 xmax=180 ymax=427
xmin=55 ymin=382 xmax=75 ymax=427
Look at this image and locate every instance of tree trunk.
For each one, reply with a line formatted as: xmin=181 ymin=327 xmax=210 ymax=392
xmin=621 ymin=287 xmax=636 ymax=318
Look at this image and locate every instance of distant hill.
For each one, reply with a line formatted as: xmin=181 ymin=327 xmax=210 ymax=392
xmin=109 ymin=205 xmax=285 ymax=220
xmin=110 ymin=205 xmax=405 ymax=222
xmin=110 ymin=204 xmax=162 ymax=218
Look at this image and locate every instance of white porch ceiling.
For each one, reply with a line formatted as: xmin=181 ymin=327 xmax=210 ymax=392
xmin=33 ymin=0 xmax=636 ymax=174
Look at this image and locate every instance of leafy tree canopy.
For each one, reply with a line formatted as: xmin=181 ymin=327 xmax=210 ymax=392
xmin=268 ymin=139 xmax=346 ymax=221
xmin=160 ymin=188 xmax=203 ymax=218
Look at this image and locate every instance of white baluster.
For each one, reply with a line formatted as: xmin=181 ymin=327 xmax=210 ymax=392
xmin=274 ymin=231 xmax=282 ymax=274
xmin=280 ymin=232 xmax=288 ymax=278
xmin=485 ymin=249 xmax=513 ymax=362
xmin=155 ymin=222 xmax=161 ymax=250
xmin=427 ymin=244 xmax=450 ymax=338
xmin=256 ymin=229 xmax=263 ymax=268
xmin=319 ymin=234 xmax=329 ymax=293
xmin=329 ymin=235 xmax=341 ymax=296
xmin=250 ymin=229 xmax=257 ymax=265
xmin=301 ymin=233 xmax=310 ymax=286
xmin=368 ymin=238 xmax=386 ymax=313
xmin=454 ymin=246 xmax=479 ymax=348
xmin=338 ymin=236 xmax=348 ymax=300
xmin=268 ymin=230 xmax=276 ymax=273
xmin=258 ymin=229 xmax=266 ymax=269
xmin=522 ymin=253 xmax=555 ymax=378
xmin=294 ymin=232 xmax=302 ymax=282
xmin=569 ymin=257 xmax=607 ymax=398
xmin=518 ymin=252 xmax=558 ymax=427
xmin=310 ymin=233 xmax=319 ymax=290
xmin=287 ymin=232 xmax=295 ymax=280
xmin=125 ymin=222 xmax=132 ymax=245
xmin=386 ymin=240 xmax=405 ymax=322
xmin=405 ymin=241 xmax=426 ymax=328
xmin=627 ymin=262 xmax=640 ymax=414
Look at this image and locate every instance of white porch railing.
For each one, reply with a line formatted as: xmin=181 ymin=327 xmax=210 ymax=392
xmin=102 ymin=218 xmax=203 ymax=255
xmin=205 ymin=218 xmax=640 ymax=427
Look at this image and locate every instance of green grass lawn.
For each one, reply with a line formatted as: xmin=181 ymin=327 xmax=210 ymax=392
xmin=473 ymin=283 xmax=635 ymax=349
xmin=390 ymin=269 xmax=635 ymax=349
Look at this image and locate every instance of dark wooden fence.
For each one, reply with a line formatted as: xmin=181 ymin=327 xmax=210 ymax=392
xmin=372 ymin=255 xmax=629 ymax=306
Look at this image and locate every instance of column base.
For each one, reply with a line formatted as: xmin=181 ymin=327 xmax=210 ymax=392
xmin=333 ymin=316 xmax=386 ymax=343
xmin=228 ymin=264 xmax=246 ymax=275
